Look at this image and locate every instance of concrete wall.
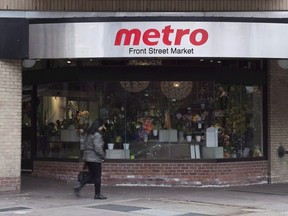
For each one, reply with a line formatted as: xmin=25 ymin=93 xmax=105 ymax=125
xmin=269 ymin=60 xmax=288 ymax=183
xmin=0 ymin=60 xmax=22 ymax=193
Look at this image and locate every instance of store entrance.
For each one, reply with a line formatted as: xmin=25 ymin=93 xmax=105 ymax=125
xmin=22 ymin=90 xmax=33 ymax=172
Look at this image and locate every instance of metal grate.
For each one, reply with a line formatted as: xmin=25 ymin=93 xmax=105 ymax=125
xmin=88 ymin=204 xmax=210 ymax=215
xmin=1 ymin=0 xmax=288 ymax=12
xmin=177 ymin=213 xmax=211 ymax=216
xmin=0 ymin=207 xmax=31 ymax=212
xmin=88 ymin=204 xmax=149 ymax=212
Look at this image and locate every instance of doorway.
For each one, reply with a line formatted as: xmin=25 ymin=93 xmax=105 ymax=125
xmin=22 ymin=89 xmax=34 ymax=172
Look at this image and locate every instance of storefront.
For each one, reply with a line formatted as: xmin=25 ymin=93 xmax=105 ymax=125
xmin=24 ymin=59 xmax=266 ymax=160
xmin=19 ymin=15 xmax=278 ymax=186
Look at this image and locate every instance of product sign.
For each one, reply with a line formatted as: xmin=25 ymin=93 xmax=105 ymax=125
xmin=29 ymin=21 xmax=288 ymax=59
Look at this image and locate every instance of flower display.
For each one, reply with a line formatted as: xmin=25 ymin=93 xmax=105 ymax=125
xmin=215 ymin=124 xmax=236 ymax=158
xmin=141 ymin=118 xmax=154 ymax=135
xmin=175 ymin=111 xmax=208 ymax=129
xmin=75 ymin=110 xmax=89 ymax=130
xmin=55 ymin=109 xmax=89 ymax=133
xmin=77 ymin=111 xmax=89 ymax=124
xmin=147 ymin=105 xmax=162 ymax=119
xmin=128 ymin=117 xmax=155 ymax=141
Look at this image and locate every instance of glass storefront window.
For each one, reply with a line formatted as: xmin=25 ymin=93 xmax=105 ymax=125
xmin=35 ymin=80 xmax=263 ymax=160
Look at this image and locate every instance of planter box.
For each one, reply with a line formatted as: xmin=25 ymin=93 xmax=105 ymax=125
xmin=105 ymin=150 xmax=130 ymax=159
xmin=60 ymin=129 xmax=80 ymax=142
xmin=159 ymin=129 xmax=177 ymax=142
xmin=202 ymin=147 xmax=223 ymax=159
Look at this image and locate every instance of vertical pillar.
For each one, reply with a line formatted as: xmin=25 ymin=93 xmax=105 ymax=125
xmin=0 ymin=60 xmax=22 ymax=193
xmin=269 ymin=60 xmax=288 ymax=183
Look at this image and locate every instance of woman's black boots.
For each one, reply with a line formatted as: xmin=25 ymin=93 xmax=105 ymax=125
xmin=73 ymin=183 xmax=82 ymax=197
xmin=94 ymin=194 xmax=107 ymax=199
xmin=94 ymin=183 xmax=107 ymax=199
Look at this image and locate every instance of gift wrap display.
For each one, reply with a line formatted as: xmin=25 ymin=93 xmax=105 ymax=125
xmin=190 ymin=144 xmax=201 ymax=159
xmin=202 ymin=126 xmax=223 ymax=159
xmin=205 ymin=127 xmax=218 ymax=147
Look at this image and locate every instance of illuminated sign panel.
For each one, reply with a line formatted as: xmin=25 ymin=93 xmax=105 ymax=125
xmin=29 ymin=21 xmax=288 ymax=59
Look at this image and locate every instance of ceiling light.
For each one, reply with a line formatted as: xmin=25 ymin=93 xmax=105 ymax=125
xmin=22 ymin=59 xmax=37 ymax=68
xmin=173 ymin=81 xmax=181 ymax=88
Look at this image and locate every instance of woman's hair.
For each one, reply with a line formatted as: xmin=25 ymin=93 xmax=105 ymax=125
xmin=87 ymin=119 xmax=104 ymax=135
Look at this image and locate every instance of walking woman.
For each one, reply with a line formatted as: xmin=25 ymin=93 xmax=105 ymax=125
xmin=74 ymin=118 xmax=107 ymax=199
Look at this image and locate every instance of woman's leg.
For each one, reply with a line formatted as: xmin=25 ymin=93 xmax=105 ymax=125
xmin=73 ymin=163 xmax=89 ymax=197
xmin=86 ymin=162 xmax=106 ymax=199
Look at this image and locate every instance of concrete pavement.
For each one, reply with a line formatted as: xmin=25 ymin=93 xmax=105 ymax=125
xmin=0 ymin=173 xmax=287 ymax=215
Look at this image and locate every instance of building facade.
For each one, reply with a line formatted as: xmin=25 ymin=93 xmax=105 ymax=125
xmin=1 ymin=0 xmax=288 ymax=193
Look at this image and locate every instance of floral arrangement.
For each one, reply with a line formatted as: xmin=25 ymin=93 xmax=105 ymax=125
xmin=141 ymin=118 xmax=154 ymax=136
xmin=75 ymin=110 xmax=89 ymax=130
xmin=55 ymin=110 xmax=89 ymax=132
xmin=215 ymin=124 xmax=236 ymax=158
xmin=175 ymin=111 xmax=208 ymax=130
xmin=128 ymin=117 xmax=155 ymax=141
xmin=147 ymin=105 xmax=162 ymax=119
xmin=77 ymin=111 xmax=89 ymax=124
xmin=40 ymin=122 xmax=58 ymax=136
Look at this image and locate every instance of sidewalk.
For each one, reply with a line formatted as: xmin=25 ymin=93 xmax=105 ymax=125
xmin=0 ymin=173 xmax=288 ymax=215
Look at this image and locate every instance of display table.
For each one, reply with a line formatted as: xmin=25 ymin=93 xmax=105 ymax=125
xmin=106 ymin=150 xmax=130 ymax=159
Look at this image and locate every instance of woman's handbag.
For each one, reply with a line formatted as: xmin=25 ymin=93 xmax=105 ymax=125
xmin=77 ymin=170 xmax=93 ymax=184
xmin=77 ymin=163 xmax=93 ymax=184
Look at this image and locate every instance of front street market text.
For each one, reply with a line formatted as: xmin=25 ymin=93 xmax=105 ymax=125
xmin=128 ymin=47 xmax=194 ymax=55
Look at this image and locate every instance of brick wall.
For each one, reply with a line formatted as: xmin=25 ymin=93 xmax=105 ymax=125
xmin=33 ymin=160 xmax=268 ymax=186
xmin=0 ymin=60 xmax=22 ymax=193
xmin=269 ymin=60 xmax=288 ymax=183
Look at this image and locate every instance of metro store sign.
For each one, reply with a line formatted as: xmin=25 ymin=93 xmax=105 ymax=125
xmin=114 ymin=25 xmax=208 ymax=56
xmin=29 ymin=21 xmax=288 ymax=59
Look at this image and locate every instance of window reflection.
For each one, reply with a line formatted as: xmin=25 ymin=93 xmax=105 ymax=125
xmin=35 ymin=81 xmax=263 ymax=160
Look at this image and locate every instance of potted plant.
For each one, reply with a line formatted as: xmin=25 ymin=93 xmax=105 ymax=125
xmin=40 ymin=122 xmax=59 ymax=142
xmin=102 ymin=122 xmax=116 ymax=150
xmin=57 ymin=116 xmax=83 ymax=142
xmin=185 ymin=130 xmax=193 ymax=142
xmin=193 ymin=131 xmax=203 ymax=143
xmin=153 ymin=120 xmax=161 ymax=137
xmin=47 ymin=122 xmax=59 ymax=141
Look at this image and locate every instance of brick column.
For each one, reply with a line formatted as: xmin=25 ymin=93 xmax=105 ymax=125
xmin=269 ymin=60 xmax=288 ymax=183
xmin=0 ymin=60 xmax=22 ymax=193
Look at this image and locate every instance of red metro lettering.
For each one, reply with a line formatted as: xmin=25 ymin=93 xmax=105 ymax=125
xmin=114 ymin=25 xmax=208 ymax=46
